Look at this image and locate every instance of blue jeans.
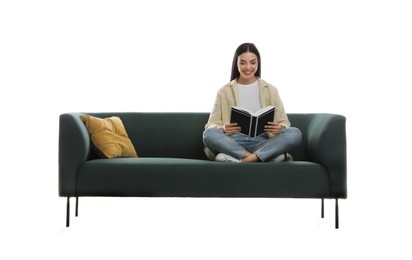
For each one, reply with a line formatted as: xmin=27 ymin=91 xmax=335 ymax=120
xmin=203 ymin=127 xmax=302 ymax=162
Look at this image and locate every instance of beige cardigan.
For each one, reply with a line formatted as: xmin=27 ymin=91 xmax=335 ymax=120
xmin=205 ymin=78 xmax=291 ymax=138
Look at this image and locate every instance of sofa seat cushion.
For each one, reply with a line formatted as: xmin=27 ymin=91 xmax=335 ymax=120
xmin=76 ymin=158 xmax=331 ymax=198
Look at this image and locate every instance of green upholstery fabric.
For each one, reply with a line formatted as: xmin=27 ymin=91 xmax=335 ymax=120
xmin=59 ymin=112 xmax=346 ymax=199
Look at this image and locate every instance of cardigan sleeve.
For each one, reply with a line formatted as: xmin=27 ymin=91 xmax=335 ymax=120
xmin=205 ymin=91 xmax=224 ymax=128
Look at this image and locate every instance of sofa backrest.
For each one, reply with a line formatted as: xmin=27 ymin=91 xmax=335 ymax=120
xmin=83 ymin=112 xmax=311 ymax=161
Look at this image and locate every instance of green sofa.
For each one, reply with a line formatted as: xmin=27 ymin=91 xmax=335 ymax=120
xmin=59 ymin=112 xmax=347 ymax=228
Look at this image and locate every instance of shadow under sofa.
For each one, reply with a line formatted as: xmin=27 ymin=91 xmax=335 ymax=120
xmin=58 ymin=112 xmax=347 ymax=228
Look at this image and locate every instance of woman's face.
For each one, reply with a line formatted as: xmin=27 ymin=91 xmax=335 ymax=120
xmin=237 ymin=51 xmax=258 ymax=84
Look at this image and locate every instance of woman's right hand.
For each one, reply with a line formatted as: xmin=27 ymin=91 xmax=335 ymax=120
xmin=218 ymin=123 xmax=241 ymax=135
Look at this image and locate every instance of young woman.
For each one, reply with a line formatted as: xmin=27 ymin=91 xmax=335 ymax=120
xmin=203 ymin=43 xmax=302 ymax=162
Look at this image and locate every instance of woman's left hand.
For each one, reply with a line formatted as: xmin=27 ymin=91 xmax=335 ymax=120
xmin=264 ymin=122 xmax=284 ymax=134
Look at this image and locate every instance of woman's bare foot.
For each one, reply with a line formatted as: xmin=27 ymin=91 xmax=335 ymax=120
xmin=241 ymin=152 xmax=260 ymax=162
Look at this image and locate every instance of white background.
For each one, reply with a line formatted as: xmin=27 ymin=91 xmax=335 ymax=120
xmin=1 ymin=0 xmax=411 ymax=259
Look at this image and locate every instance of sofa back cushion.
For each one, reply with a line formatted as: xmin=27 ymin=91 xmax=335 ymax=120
xmin=83 ymin=113 xmax=311 ymax=161
xmin=86 ymin=113 xmax=209 ymax=160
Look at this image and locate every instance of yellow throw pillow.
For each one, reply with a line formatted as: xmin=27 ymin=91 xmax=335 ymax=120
xmin=80 ymin=115 xmax=138 ymax=159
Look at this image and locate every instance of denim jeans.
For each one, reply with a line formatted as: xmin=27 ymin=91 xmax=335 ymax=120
xmin=203 ymin=127 xmax=302 ymax=162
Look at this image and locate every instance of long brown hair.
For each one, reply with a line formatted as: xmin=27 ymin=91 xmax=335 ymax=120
xmin=230 ymin=43 xmax=261 ymax=81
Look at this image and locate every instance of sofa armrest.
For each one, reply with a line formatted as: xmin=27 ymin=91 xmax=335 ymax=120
xmin=306 ymin=114 xmax=347 ymax=198
xmin=59 ymin=113 xmax=90 ymax=196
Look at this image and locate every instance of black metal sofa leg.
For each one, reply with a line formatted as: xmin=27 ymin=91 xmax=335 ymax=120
xmin=320 ymin=198 xmax=340 ymax=229
xmin=66 ymin=197 xmax=70 ymax=227
xmin=76 ymin=196 xmax=79 ymax=217
xmin=321 ymin=198 xmax=324 ymax=218
xmin=335 ymin=198 xmax=339 ymax=229
xmin=66 ymin=196 xmax=79 ymax=227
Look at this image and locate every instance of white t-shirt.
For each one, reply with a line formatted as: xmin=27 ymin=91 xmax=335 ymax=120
xmin=236 ymin=81 xmax=261 ymax=113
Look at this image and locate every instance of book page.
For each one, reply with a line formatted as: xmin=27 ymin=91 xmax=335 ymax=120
xmin=254 ymin=106 xmax=275 ymax=116
xmin=231 ymin=105 xmax=275 ymax=116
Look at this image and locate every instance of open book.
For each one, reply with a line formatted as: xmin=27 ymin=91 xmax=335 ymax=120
xmin=230 ymin=106 xmax=275 ymax=137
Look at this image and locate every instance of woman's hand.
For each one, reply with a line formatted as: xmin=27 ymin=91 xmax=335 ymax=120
xmin=264 ymin=122 xmax=285 ymax=134
xmin=218 ymin=123 xmax=241 ymax=135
